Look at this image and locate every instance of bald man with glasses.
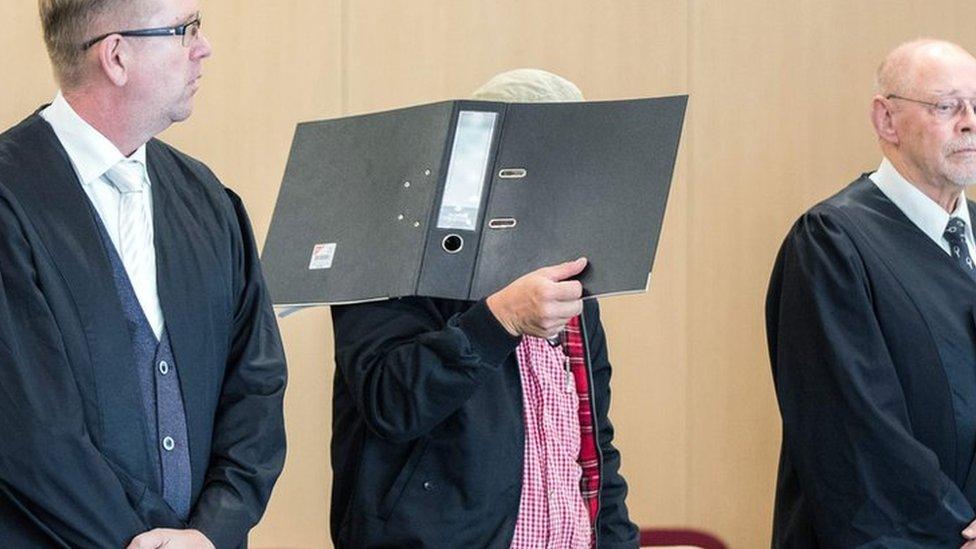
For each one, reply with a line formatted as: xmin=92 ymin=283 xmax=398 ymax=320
xmin=0 ymin=1 xmax=286 ymax=547
xmin=767 ymin=39 xmax=976 ymax=547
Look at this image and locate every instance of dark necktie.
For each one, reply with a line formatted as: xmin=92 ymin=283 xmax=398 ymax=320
xmin=944 ymin=217 xmax=976 ymax=282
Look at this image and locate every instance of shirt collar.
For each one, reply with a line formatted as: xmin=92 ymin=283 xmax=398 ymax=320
xmin=870 ymin=157 xmax=974 ymax=243
xmin=40 ymin=92 xmax=148 ymax=187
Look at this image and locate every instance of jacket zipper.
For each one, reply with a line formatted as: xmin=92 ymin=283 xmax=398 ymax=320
xmin=580 ymin=307 xmax=603 ymax=548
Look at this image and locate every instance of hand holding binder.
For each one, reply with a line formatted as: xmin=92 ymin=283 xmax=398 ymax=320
xmin=487 ymin=257 xmax=587 ymax=338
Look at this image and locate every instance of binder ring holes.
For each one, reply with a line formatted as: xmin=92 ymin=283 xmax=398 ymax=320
xmin=488 ymin=218 xmax=518 ymax=229
xmin=442 ymin=234 xmax=464 ymax=254
xmin=498 ymin=168 xmax=527 ymax=179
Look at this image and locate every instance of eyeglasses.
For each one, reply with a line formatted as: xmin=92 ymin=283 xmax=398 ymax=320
xmin=81 ymin=15 xmax=202 ymax=50
xmin=886 ymin=94 xmax=976 ymax=120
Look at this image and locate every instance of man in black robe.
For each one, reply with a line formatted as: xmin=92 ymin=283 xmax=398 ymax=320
xmin=0 ymin=1 xmax=286 ymax=547
xmin=768 ymin=39 xmax=976 ymax=547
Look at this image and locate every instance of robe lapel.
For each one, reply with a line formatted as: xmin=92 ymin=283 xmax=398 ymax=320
xmin=859 ymin=181 xmax=976 ymax=499
xmin=863 ymin=181 xmax=976 ymax=290
xmin=5 ymin=115 xmax=154 ymax=481
xmin=146 ymin=142 xmax=217 ymax=492
xmin=964 ymin=312 xmax=976 ymax=504
xmin=961 ymin=200 xmax=976 ymax=504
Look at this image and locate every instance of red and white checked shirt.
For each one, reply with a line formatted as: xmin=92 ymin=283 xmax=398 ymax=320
xmin=510 ymin=315 xmax=599 ymax=548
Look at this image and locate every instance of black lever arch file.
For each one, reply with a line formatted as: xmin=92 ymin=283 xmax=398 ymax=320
xmin=262 ymin=95 xmax=687 ymax=306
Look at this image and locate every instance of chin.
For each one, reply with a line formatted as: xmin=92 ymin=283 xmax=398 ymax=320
xmin=169 ymin=106 xmax=194 ymax=124
xmin=946 ymin=170 xmax=976 ymax=186
xmin=943 ymin=161 xmax=976 ymax=186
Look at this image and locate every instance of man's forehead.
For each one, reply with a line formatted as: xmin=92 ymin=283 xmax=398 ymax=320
xmin=915 ymin=56 xmax=976 ymax=95
xmin=896 ymin=44 xmax=976 ymax=94
xmin=144 ymin=0 xmax=200 ymax=24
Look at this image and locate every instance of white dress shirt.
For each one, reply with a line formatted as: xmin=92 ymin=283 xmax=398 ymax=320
xmin=40 ymin=92 xmax=165 ymax=338
xmin=870 ymin=157 xmax=976 ymax=258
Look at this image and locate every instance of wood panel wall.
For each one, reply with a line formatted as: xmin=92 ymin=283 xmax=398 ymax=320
xmin=3 ymin=1 xmax=975 ymax=547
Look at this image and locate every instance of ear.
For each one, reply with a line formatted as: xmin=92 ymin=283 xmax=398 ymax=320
xmin=871 ymin=95 xmax=899 ymax=145
xmin=94 ymin=35 xmax=129 ymax=87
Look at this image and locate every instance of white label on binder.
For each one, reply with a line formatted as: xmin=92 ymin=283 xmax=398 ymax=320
xmin=437 ymin=111 xmax=498 ymax=231
xmin=308 ymin=243 xmax=337 ymax=270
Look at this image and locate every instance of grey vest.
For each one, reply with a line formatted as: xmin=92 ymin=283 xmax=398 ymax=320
xmin=95 ymin=217 xmax=192 ymax=519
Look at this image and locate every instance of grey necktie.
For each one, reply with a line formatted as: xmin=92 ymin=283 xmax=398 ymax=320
xmin=944 ymin=217 xmax=976 ymax=282
xmin=104 ymin=160 xmax=164 ymax=338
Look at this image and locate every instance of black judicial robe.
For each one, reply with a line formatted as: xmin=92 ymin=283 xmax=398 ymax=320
xmin=767 ymin=175 xmax=976 ymax=547
xmin=0 ymin=113 xmax=287 ymax=548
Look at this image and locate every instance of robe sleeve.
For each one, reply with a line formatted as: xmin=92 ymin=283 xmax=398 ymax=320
xmin=0 ymin=189 xmax=155 ymax=547
xmin=331 ymin=297 xmax=520 ymax=443
xmin=187 ymin=190 xmax=288 ymax=549
xmin=584 ymin=301 xmax=640 ymax=548
xmin=767 ymin=206 xmax=975 ymax=545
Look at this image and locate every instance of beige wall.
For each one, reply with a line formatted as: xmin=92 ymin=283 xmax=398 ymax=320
xmin=3 ymin=1 xmax=976 ymax=547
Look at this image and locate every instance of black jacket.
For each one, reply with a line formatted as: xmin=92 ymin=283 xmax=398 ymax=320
xmin=0 ymin=113 xmax=287 ymax=548
xmin=767 ymin=176 xmax=976 ymax=547
xmin=330 ymin=297 xmax=638 ymax=548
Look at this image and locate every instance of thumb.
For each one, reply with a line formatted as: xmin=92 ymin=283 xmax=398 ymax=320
xmin=127 ymin=531 xmax=163 ymax=549
xmin=541 ymin=257 xmax=587 ymax=281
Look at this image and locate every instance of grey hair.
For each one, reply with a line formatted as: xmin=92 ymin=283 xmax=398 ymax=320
xmin=472 ymin=68 xmax=585 ymax=103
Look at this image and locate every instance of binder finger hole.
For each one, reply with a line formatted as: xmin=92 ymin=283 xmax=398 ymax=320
xmin=442 ymin=234 xmax=464 ymax=254
xmin=498 ymin=168 xmax=527 ymax=179
xmin=488 ymin=218 xmax=518 ymax=229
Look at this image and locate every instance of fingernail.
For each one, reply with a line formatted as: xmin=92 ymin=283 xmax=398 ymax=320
xmin=965 ymin=528 xmax=975 ymax=538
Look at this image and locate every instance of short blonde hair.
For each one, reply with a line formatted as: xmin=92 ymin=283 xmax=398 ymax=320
xmin=472 ymin=69 xmax=585 ymax=103
xmin=38 ymin=0 xmax=143 ymax=87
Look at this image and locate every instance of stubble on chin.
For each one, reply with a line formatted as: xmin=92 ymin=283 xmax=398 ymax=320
xmin=168 ymin=101 xmax=194 ymax=125
xmin=942 ymin=139 xmax=976 ymax=186
xmin=942 ymin=162 xmax=976 ymax=187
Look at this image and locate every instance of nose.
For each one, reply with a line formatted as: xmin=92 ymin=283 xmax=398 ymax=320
xmin=192 ymin=31 xmax=213 ymax=60
xmin=959 ymin=100 xmax=976 ymax=133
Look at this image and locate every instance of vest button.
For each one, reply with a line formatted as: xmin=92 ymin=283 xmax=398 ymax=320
xmin=162 ymin=436 xmax=175 ymax=451
xmin=158 ymin=361 xmax=169 ymax=375
xmin=422 ymin=480 xmax=434 ymax=491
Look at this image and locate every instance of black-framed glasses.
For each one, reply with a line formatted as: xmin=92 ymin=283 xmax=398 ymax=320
xmin=81 ymin=15 xmax=202 ymax=51
xmin=887 ymin=94 xmax=976 ymax=120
